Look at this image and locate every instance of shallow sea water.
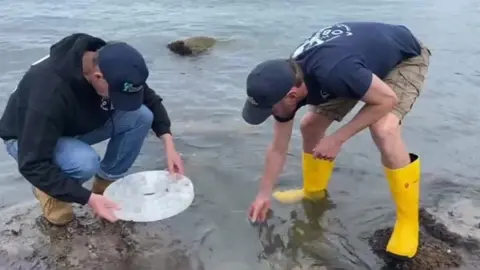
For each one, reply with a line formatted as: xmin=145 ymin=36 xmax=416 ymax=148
xmin=1 ymin=0 xmax=480 ymax=269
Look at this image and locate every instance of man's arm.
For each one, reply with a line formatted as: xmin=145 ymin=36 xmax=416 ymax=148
xmin=18 ymin=108 xmax=92 ymax=205
xmin=333 ymin=74 xmax=398 ymax=142
xmin=320 ymin=58 xmax=398 ymax=143
xmin=143 ymin=84 xmax=172 ymax=137
xmin=142 ymin=85 xmax=180 ymax=158
xmin=258 ymin=119 xmax=294 ymax=195
xmin=160 ymin=133 xmax=177 ymax=153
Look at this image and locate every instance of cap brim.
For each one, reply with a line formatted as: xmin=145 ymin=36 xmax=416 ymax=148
xmin=110 ymin=87 xmax=144 ymax=111
xmin=242 ymin=100 xmax=272 ymax=125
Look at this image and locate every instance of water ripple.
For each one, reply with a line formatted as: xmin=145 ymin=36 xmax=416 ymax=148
xmin=1 ymin=0 xmax=479 ymax=269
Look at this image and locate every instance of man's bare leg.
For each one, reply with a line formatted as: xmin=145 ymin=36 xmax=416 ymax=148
xmin=370 ymin=113 xmax=410 ymax=169
xmin=370 ymin=113 xmax=421 ymax=259
xmin=300 ymin=112 xmax=334 ymax=154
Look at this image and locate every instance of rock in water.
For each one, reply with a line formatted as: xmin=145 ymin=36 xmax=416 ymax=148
xmin=369 ymin=207 xmax=480 ymax=270
xmin=167 ymin=36 xmax=216 ymax=56
xmin=370 ymin=227 xmax=462 ymax=270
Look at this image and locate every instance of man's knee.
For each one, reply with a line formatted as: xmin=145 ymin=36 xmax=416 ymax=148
xmin=133 ymin=105 xmax=154 ymax=127
xmin=54 ymin=139 xmax=100 ymax=181
xmin=300 ymin=112 xmax=332 ymax=137
xmin=369 ymin=114 xmax=401 ymax=148
xmin=71 ymin=154 xmax=99 ymax=180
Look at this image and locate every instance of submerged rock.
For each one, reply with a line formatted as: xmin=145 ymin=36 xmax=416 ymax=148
xmin=167 ymin=36 xmax=216 ymax=56
xmin=369 ymin=208 xmax=480 ymax=270
xmin=370 ymin=227 xmax=462 ymax=269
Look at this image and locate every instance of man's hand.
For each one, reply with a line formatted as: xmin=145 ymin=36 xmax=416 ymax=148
xmin=166 ymin=148 xmax=184 ymax=175
xmin=88 ymin=193 xmax=121 ymax=223
xmin=160 ymin=133 xmax=185 ymax=177
xmin=312 ymin=135 xmax=344 ymax=161
xmin=248 ymin=191 xmax=271 ymax=223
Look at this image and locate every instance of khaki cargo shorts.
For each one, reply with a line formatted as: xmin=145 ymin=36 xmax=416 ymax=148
xmin=309 ymin=39 xmax=431 ymax=122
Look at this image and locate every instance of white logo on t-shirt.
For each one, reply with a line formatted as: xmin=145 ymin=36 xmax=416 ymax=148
xmin=291 ymin=23 xmax=353 ymax=59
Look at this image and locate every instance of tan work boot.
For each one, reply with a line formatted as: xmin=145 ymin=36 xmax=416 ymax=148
xmin=91 ymin=176 xmax=113 ymax=195
xmin=33 ymin=188 xmax=74 ymax=226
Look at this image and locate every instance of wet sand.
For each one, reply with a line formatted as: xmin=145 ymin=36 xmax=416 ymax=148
xmin=0 ymin=200 xmax=199 ymax=270
xmin=1 ymin=197 xmax=479 ymax=270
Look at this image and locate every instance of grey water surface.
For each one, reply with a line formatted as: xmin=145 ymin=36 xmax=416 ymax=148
xmin=1 ymin=0 xmax=480 ymax=269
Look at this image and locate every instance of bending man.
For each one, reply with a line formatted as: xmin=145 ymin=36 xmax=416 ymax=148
xmin=242 ymin=22 xmax=431 ymax=259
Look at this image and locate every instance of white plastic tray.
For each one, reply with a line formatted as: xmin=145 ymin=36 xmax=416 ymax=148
xmin=103 ymin=170 xmax=195 ymax=222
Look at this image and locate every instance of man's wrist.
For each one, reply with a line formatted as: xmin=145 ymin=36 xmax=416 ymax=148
xmin=258 ymin=178 xmax=274 ymax=195
xmin=332 ymin=127 xmax=352 ymax=143
xmin=258 ymin=188 xmax=272 ymax=198
xmin=87 ymin=192 xmax=95 ymax=205
xmin=77 ymin=187 xmax=93 ymax=206
xmin=160 ymin=133 xmax=176 ymax=152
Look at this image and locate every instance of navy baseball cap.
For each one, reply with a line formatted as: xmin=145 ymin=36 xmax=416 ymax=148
xmin=242 ymin=59 xmax=296 ymax=125
xmin=97 ymin=42 xmax=149 ymax=111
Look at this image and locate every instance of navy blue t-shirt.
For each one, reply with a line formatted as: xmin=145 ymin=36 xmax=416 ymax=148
xmin=274 ymin=22 xmax=421 ymax=122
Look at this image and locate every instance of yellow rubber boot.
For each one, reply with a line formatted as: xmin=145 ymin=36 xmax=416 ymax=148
xmin=272 ymin=152 xmax=334 ymax=204
xmin=385 ymin=153 xmax=421 ymax=259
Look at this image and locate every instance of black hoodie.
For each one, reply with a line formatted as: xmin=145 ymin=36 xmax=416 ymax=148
xmin=0 ymin=33 xmax=172 ymax=205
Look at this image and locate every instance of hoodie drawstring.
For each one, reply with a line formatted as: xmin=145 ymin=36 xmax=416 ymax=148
xmin=105 ymin=98 xmax=115 ymax=138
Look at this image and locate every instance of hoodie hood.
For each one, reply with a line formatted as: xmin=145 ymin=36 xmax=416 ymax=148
xmin=49 ymin=33 xmax=107 ymax=82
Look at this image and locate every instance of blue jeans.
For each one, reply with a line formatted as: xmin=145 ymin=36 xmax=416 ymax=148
xmin=4 ymin=105 xmax=153 ymax=183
